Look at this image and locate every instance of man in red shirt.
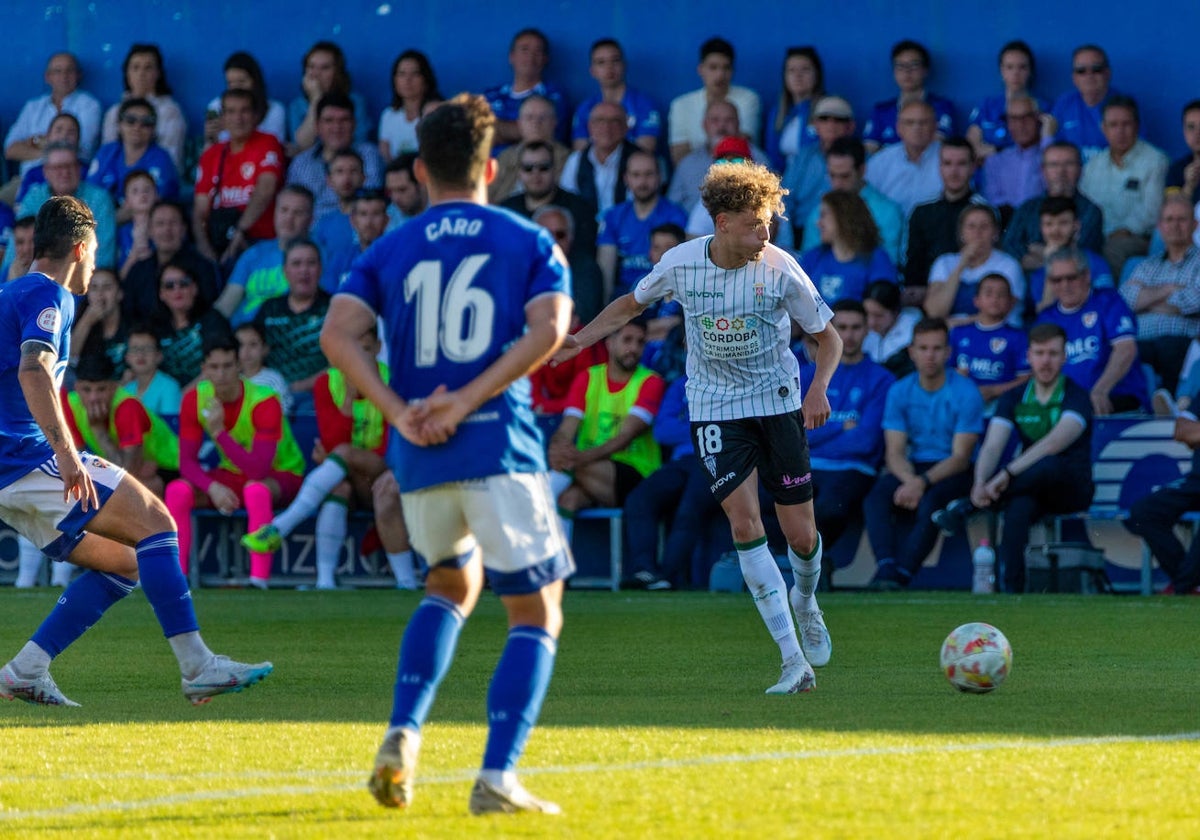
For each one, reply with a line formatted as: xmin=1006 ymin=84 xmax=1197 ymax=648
xmin=193 ymin=88 xmax=284 ymax=268
xmin=164 ymin=335 xmax=304 ymax=587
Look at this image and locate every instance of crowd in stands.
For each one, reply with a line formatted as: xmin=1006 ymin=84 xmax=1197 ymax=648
xmin=10 ymin=31 xmax=1200 ymax=595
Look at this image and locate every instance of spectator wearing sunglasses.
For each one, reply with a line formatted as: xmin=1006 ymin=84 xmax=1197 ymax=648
xmin=1051 ymin=45 xmax=1120 ymax=165
xmin=500 ymin=140 xmax=598 ymax=263
xmin=87 ymin=98 xmax=180 ymax=211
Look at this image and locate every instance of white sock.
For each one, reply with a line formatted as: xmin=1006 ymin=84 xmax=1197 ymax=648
xmin=51 ymin=561 xmax=75 ymax=587
xmin=788 ymin=533 xmax=822 ymax=614
xmin=10 ymin=641 xmax=51 ymax=677
xmin=315 ymin=501 xmax=347 ymax=588
xmin=387 ymin=549 xmax=418 ymax=589
xmin=168 ymin=631 xmax=215 ymax=679
xmin=15 ymin=536 xmax=44 ymax=588
xmin=274 ymin=457 xmax=349 ymax=537
xmin=737 ymin=540 xmax=802 ymax=662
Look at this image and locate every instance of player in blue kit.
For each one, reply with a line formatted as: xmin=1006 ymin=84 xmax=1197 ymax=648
xmin=0 ymin=196 xmax=271 ymax=708
xmin=321 ymin=94 xmax=573 ymax=816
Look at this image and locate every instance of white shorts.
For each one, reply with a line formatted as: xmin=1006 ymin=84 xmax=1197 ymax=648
xmin=400 ymin=472 xmax=574 ymax=595
xmin=0 ymin=452 xmax=127 ymax=561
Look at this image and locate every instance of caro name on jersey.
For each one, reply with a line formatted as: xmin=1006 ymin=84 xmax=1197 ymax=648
xmin=337 ymin=202 xmax=570 ymax=492
xmin=633 ymin=238 xmax=832 ymax=422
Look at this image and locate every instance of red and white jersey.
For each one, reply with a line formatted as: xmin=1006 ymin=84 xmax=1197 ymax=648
xmin=195 ymin=130 xmax=284 ymax=241
xmin=633 ymin=237 xmax=832 ymax=422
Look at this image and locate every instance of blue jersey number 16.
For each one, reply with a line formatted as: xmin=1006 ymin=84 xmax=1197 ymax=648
xmin=404 ymin=255 xmax=496 ymax=367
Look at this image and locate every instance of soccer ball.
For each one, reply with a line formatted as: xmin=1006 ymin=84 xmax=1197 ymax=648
xmin=939 ymin=622 xmax=1012 ymax=693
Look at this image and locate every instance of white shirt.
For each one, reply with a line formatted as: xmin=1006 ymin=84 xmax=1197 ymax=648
xmin=863 ymin=307 xmax=922 ymax=364
xmin=378 ymin=107 xmax=420 ymax=158
xmin=5 ymin=90 xmax=102 ymax=173
xmin=928 ymin=249 xmax=1027 ymax=328
xmin=633 ymin=237 xmax=833 ymax=421
xmin=559 ymin=146 xmax=622 ymax=214
xmin=865 ymin=140 xmax=943 ymax=216
xmin=668 ymin=86 xmax=762 ymax=149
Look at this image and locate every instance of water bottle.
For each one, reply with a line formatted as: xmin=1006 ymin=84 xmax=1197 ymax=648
xmin=972 ymin=539 xmax=996 ymax=594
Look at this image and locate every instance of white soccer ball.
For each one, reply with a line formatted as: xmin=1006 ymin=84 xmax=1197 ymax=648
xmin=939 ymin=622 xmax=1012 ymax=693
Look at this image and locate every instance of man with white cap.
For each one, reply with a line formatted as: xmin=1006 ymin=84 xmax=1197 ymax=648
xmin=781 ymin=95 xmax=856 ymax=244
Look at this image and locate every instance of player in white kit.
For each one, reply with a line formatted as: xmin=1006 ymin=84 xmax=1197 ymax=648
xmin=555 ymin=161 xmax=842 ymax=693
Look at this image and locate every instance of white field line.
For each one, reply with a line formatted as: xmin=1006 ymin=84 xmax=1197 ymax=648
xmin=2 ymin=730 xmax=1199 ymax=821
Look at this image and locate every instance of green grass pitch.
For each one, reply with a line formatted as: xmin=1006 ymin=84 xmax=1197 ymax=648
xmin=2 ymin=587 xmax=1198 ymax=837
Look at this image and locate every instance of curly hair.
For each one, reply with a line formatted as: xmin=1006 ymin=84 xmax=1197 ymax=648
xmin=820 ymin=189 xmax=879 ymax=256
xmin=699 ymin=160 xmax=786 ymax=221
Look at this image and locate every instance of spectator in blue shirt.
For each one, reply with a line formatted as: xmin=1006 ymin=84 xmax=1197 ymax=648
xmin=570 ymin=39 xmax=660 ymax=155
xmin=863 ymin=40 xmax=955 ymax=154
xmin=799 ymin=190 xmax=896 ymax=306
xmin=764 ymin=46 xmax=824 ymax=172
xmin=966 ymin=40 xmax=1052 ymax=162
xmin=1051 ymin=45 xmax=1117 ymax=165
xmin=1036 ymin=246 xmax=1149 ymax=414
xmin=864 ymin=317 xmax=985 ymax=589
xmin=484 ymin=28 xmax=569 ymax=152
xmin=597 ymin=150 xmax=687 ymax=302
xmin=798 ymin=301 xmax=894 ymax=586
xmin=86 ymin=97 xmax=179 ymax=208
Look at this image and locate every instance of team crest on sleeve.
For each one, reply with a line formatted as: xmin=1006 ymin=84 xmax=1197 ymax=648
xmin=1082 ymin=312 xmax=1098 ymax=329
xmin=990 ymin=337 xmax=1007 ymax=354
xmin=1118 ymin=316 xmax=1133 ymax=331
xmin=37 ymin=307 xmax=61 ymax=333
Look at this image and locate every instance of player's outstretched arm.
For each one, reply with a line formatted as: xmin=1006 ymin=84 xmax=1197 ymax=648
xmin=551 ymin=293 xmax=649 ymax=365
xmin=320 ymin=296 xmax=413 ymax=438
xmin=421 ymin=292 xmax=574 ymax=444
xmin=18 ymin=344 xmax=98 ymax=510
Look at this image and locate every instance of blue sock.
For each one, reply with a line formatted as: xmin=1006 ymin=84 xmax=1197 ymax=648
xmin=482 ymin=626 xmax=557 ymax=772
xmin=30 ymin=570 xmax=137 ymax=658
xmin=389 ymin=596 xmax=466 ymax=731
xmin=136 ymin=532 xmax=199 ymax=638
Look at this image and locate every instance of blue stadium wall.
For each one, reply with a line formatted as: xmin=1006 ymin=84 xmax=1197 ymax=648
xmin=4 ymin=0 xmax=1195 ymax=157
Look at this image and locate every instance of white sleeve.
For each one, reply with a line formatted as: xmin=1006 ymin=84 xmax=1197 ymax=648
xmin=633 ymin=261 xmax=673 ymax=306
xmin=782 ymin=264 xmax=833 ymax=333
xmin=4 ymin=100 xmax=38 ymax=149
